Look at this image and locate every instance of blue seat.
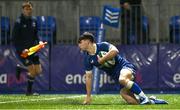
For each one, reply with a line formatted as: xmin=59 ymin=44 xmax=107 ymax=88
xmin=169 ymin=16 xmax=180 ymax=43
xmin=0 ymin=16 xmax=10 ymax=45
xmin=142 ymin=16 xmax=149 ymax=33
xmin=128 ymin=16 xmax=149 ymax=44
xmin=80 ymin=16 xmax=102 ymax=38
xmin=36 ymin=16 xmax=56 ymax=44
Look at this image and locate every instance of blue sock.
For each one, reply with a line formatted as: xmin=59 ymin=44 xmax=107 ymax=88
xmin=126 ymin=81 xmax=142 ymax=95
xmin=130 ymin=82 xmax=142 ymax=95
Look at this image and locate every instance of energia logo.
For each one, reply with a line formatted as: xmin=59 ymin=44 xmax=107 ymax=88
xmin=0 ymin=73 xmax=26 ymax=87
xmin=65 ymin=73 xmax=115 ymax=87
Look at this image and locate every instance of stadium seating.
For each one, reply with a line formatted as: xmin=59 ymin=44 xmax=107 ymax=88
xmin=36 ymin=16 xmax=56 ymax=44
xmin=0 ymin=16 xmax=10 ymax=45
xmin=80 ymin=16 xmax=149 ymax=44
xmin=142 ymin=15 xmax=149 ymax=43
xmin=169 ymin=15 xmax=180 ymax=43
xmin=142 ymin=16 xmax=149 ymax=35
xmin=127 ymin=16 xmax=149 ymax=44
xmin=80 ymin=16 xmax=102 ymax=39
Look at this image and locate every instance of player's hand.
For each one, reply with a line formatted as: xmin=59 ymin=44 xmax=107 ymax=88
xmin=22 ymin=49 xmax=29 ymax=54
xmin=39 ymin=41 xmax=47 ymax=48
xmin=39 ymin=41 xmax=44 ymax=44
xmin=20 ymin=49 xmax=29 ymax=58
xmin=97 ymin=55 xmax=105 ymax=64
xmin=83 ymin=96 xmax=92 ymax=105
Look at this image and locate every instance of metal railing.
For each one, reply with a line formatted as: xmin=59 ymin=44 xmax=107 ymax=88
xmin=0 ymin=1 xmax=180 ymax=45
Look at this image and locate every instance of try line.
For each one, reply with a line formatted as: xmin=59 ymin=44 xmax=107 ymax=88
xmin=0 ymin=95 xmax=85 ymax=104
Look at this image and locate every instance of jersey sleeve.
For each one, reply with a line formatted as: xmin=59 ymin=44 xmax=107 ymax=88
xmin=98 ymin=42 xmax=119 ymax=53
xmin=98 ymin=42 xmax=110 ymax=51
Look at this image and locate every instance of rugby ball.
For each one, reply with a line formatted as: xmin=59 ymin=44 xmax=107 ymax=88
xmin=98 ymin=51 xmax=115 ymax=68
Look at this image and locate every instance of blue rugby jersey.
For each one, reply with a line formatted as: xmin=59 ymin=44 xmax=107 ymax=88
xmin=83 ymin=42 xmax=136 ymax=79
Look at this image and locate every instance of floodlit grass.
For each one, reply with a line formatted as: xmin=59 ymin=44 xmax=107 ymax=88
xmin=0 ymin=94 xmax=179 ymax=109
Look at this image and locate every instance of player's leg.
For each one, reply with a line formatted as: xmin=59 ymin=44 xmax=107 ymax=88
xmin=120 ymin=87 xmax=139 ymax=104
xmin=15 ymin=54 xmax=28 ymax=80
xmin=119 ymin=68 xmax=149 ymax=104
xmin=34 ymin=64 xmax=42 ymax=75
xmin=32 ymin=55 xmax=42 ymax=75
xmin=26 ymin=64 xmax=37 ymax=95
xmin=25 ymin=55 xmax=42 ymax=95
xmin=15 ymin=53 xmax=39 ymax=95
xmin=16 ymin=64 xmax=27 ymax=80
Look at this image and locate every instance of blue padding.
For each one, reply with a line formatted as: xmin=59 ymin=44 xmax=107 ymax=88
xmin=142 ymin=16 xmax=149 ymax=31
xmin=36 ymin=16 xmax=56 ymax=31
xmin=169 ymin=16 xmax=180 ymax=43
xmin=1 ymin=16 xmax=10 ymax=31
xmin=36 ymin=16 xmax=56 ymax=43
xmin=0 ymin=16 xmax=10 ymax=44
xmin=80 ymin=16 xmax=101 ymax=28
xmin=80 ymin=16 xmax=101 ymax=37
xmin=128 ymin=16 xmax=149 ymax=44
xmin=170 ymin=16 xmax=180 ymax=30
xmin=172 ymin=31 xmax=180 ymax=42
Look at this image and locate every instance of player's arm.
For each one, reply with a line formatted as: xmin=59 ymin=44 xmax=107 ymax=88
xmin=33 ymin=16 xmax=40 ymax=44
xmin=20 ymin=42 xmax=47 ymax=58
xmin=12 ymin=20 xmax=24 ymax=52
xmin=83 ymin=70 xmax=93 ymax=105
xmin=98 ymin=44 xmax=119 ymax=64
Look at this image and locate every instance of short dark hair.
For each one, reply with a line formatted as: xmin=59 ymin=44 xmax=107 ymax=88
xmin=78 ymin=32 xmax=95 ymax=43
xmin=22 ymin=1 xmax=33 ymax=9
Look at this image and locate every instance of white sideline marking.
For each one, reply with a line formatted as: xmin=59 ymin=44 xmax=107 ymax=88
xmin=0 ymin=95 xmax=85 ymax=104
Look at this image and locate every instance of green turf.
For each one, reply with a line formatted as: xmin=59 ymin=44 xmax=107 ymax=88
xmin=0 ymin=94 xmax=179 ymax=109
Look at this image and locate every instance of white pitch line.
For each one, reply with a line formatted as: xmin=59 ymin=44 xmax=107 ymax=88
xmin=0 ymin=95 xmax=85 ymax=104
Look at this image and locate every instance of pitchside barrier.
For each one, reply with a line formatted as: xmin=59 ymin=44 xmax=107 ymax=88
xmin=0 ymin=44 xmax=179 ymax=93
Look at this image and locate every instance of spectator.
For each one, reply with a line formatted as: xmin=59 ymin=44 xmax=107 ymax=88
xmin=120 ymin=0 xmax=143 ymax=44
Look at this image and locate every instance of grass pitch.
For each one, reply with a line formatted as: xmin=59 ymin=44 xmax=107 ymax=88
xmin=0 ymin=94 xmax=179 ymax=109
